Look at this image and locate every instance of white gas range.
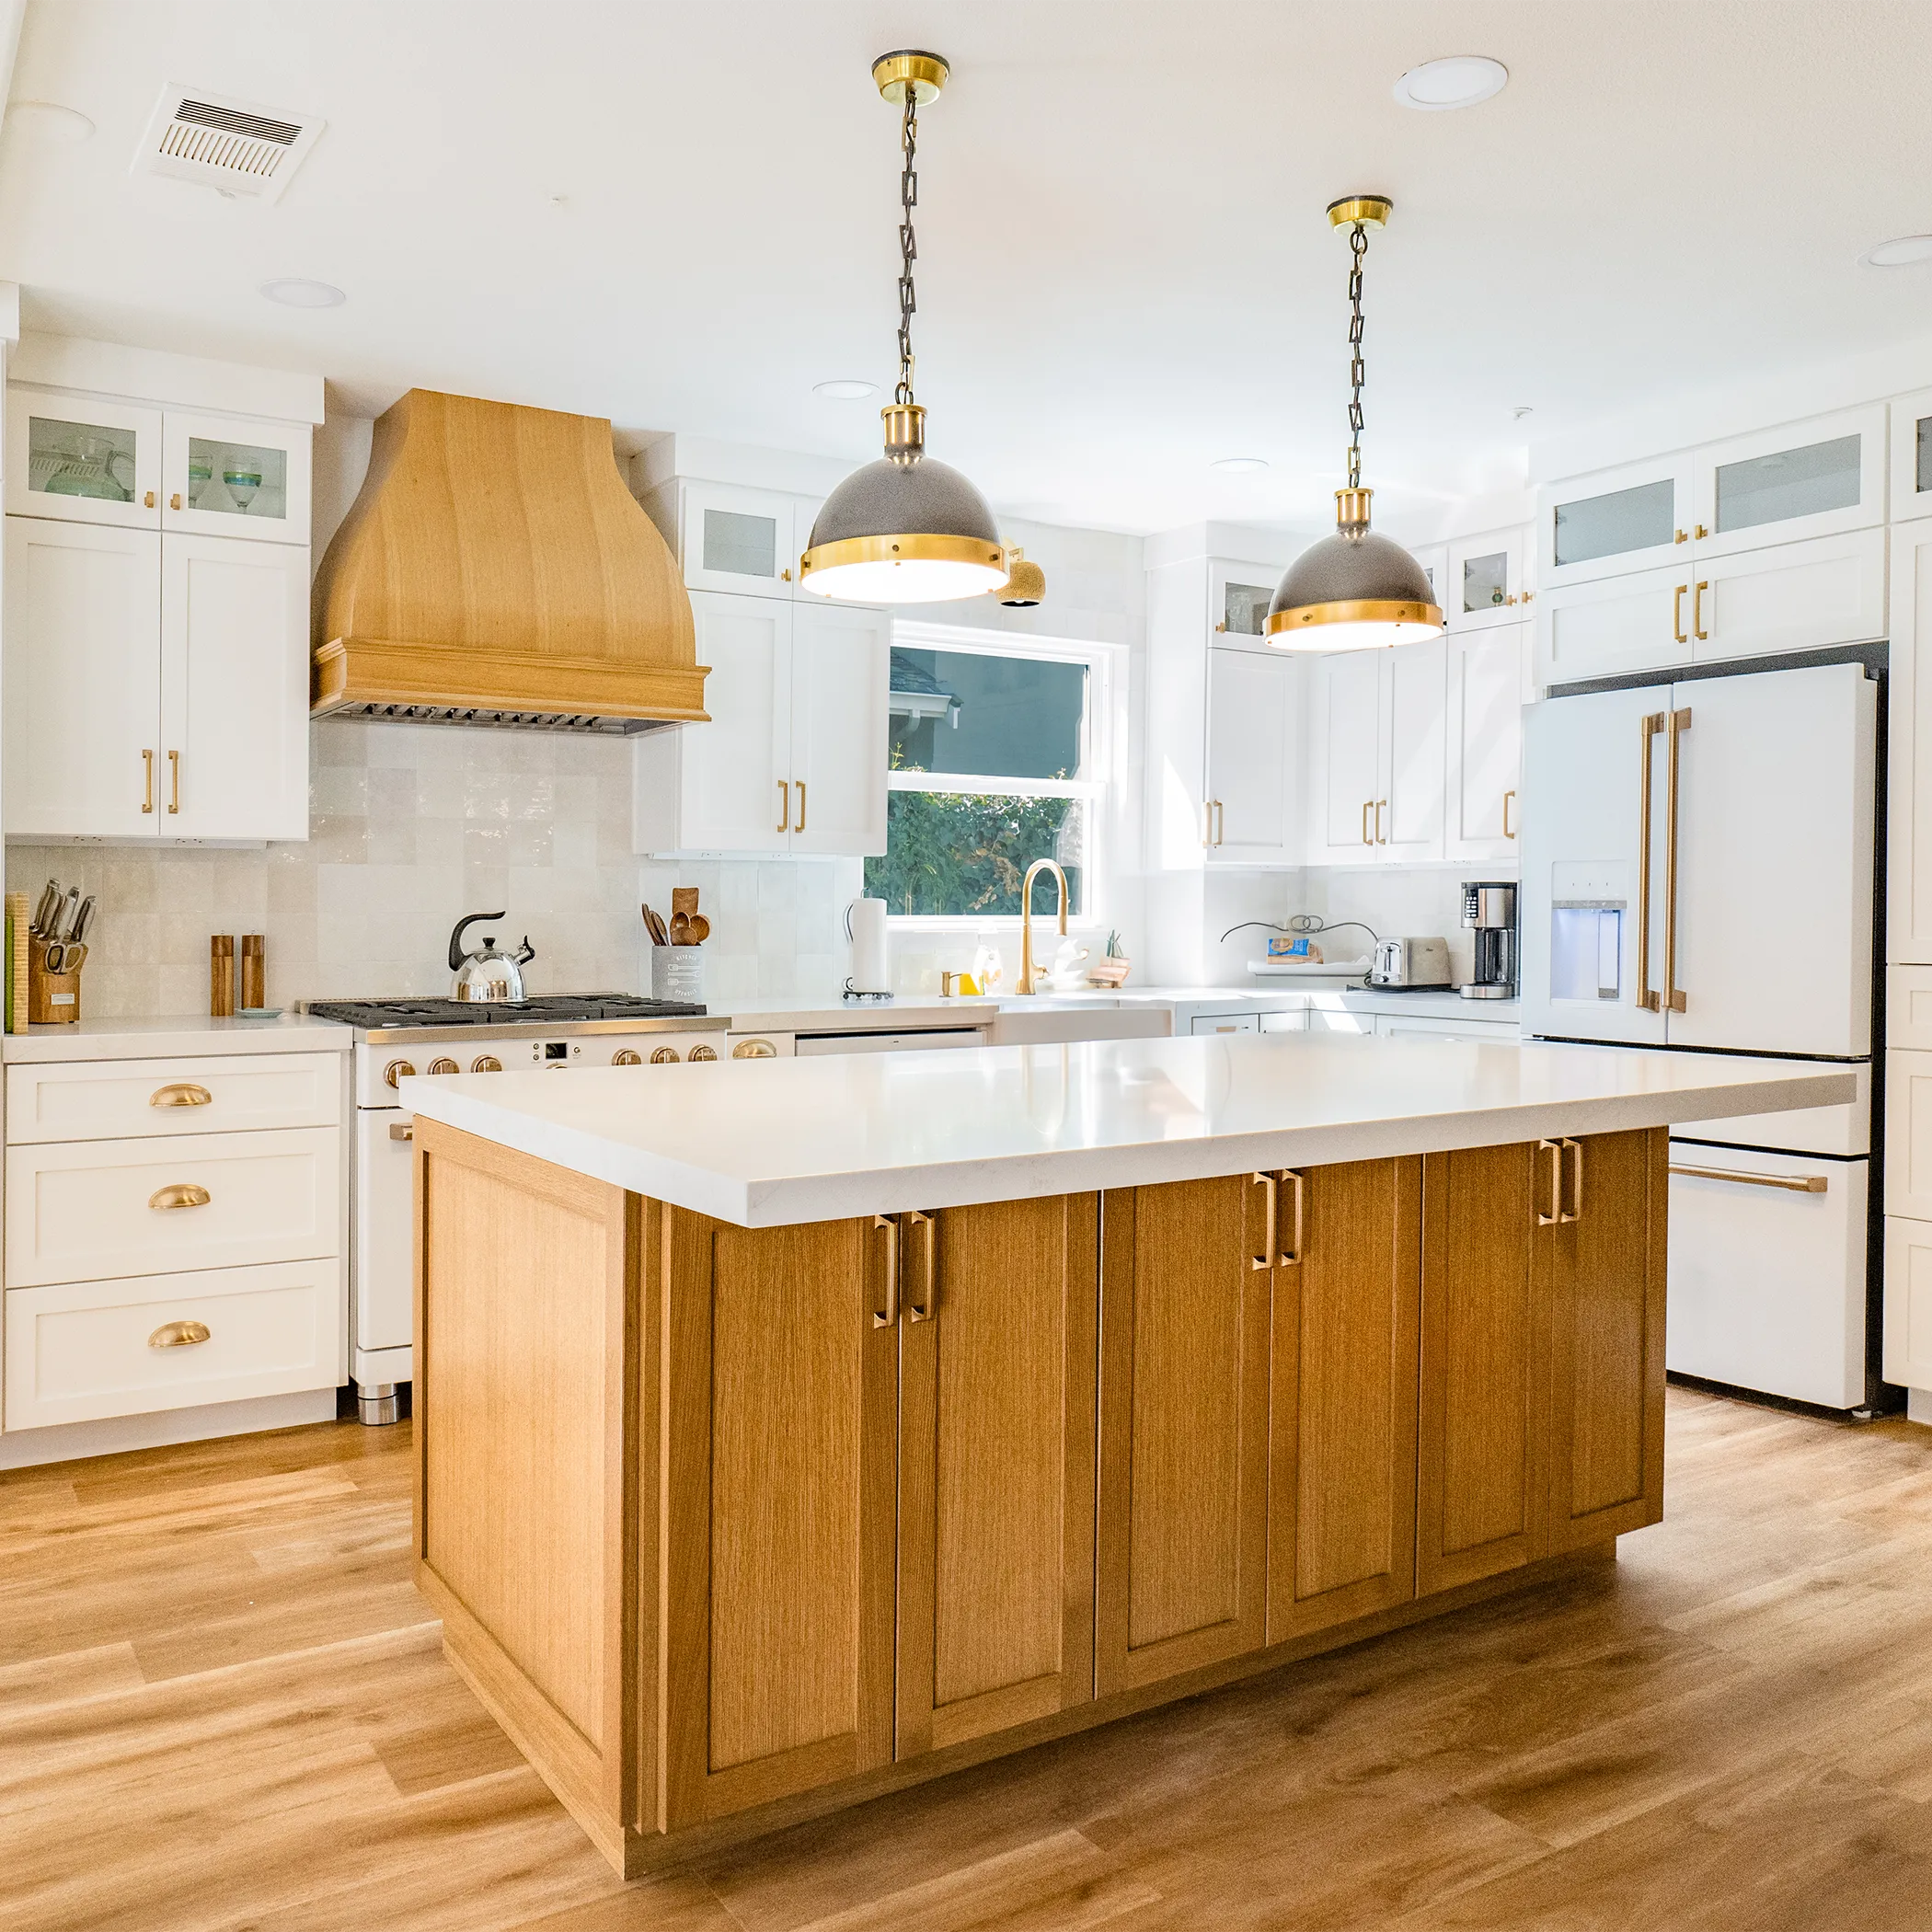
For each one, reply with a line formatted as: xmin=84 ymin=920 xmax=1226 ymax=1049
xmin=304 ymin=994 xmax=730 ymax=1422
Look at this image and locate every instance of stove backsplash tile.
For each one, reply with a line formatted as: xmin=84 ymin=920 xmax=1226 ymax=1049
xmin=6 ymin=721 xmax=856 ymax=1018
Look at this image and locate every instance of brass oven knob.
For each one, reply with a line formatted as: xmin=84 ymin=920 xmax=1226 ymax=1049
xmin=384 ymin=1059 xmax=416 ymax=1087
xmin=650 ymin=1046 xmax=681 ymax=1064
xmin=427 ymin=1056 xmax=459 ymax=1075
xmin=731 ymin=1039 xmax=776 ymax=1059
xmin=688 ymin=1044 xmax=718 ymax=1062
xmin=470 ymin=1054 xmax=502 ymax=1073
xmin=612 ymin=1049 xmax=642 ymax=1066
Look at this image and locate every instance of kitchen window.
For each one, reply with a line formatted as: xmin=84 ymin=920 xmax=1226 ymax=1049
xmin=868 ymin=626 xmax=1110 ymax=921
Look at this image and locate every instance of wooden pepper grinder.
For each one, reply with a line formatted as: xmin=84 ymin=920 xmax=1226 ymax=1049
xmin=240 ymin=934 xmax=265 ymax=1011
xmin=210 ymin=935 xmax=236 ymax=1018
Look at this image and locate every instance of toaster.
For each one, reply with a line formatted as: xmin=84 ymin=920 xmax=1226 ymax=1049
xmin=1367 ymin=937 xmax=1452 ymax=989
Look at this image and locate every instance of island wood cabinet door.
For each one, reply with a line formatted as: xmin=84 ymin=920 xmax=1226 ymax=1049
xmin=1265 ymin=1157 xmax=1422 ymax=1644
xmin=1417 ymin=1143 xmax=1554 ymax=1595
xmin=1096 ymin=1175 xmax=1272 ymax=1692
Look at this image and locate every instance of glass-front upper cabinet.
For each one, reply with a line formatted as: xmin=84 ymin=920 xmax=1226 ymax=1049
xmin=1209 ymin=558 xmax=1283 ymax=641
xmin=1409 ymin=544 xmax=1447 ymax=615
xmin=1689 ymin=404 xmax=1885 ymax=562
xmin=1539 ymin=452 xmax=1695 ymax=591
xmin=678 ymin=480 xmax=805 ymax=599
xmin=1446 ymin=526 xmax=1530 ymax=630
xmin=6 ymin=391 xmax=163 ymax=529
xmin=161 ymin=409 xmax=311 ymax=545
xmin=1892 ymin=387 xmax=1932 ymax=525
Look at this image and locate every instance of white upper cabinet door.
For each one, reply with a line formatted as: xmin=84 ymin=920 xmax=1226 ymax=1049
xmin=1535 ymin=564 xmax=1689 ymax=689
xmin=788 ymin=599 xmax=889 ymax=857
xmin=6 ymin=391 xmax=163 ymax=530
xmin=1445 ymin=623 xmax=1528 ymax=862
xmin=1689 ymin=405 xmax=1886 ymax=562
xmin=161 ymin=410 xmax=312 ymax=546
xmin=1687 ymin=526 xmax=1886 ymax=663
xmin=5 ymin=516 xmax=162 ymax=840
xmin=1887 ymin=518 xmax=1932 ymax=964
xmin=1445 ymin=527 xmax=1529 ymax=631
xmin=1380 ymin=637 xmax=1445 ymax=859
xmin=1208 ymin=558 xmax=1282 ymax=642
xmin=1205 ymin=643 xmax=1300 ymax=864
xmin=160 ymin=535 xmax=310 ymax=841
xmin=634 ymin=591 xmax=791 ymax=855
xmin=1539 ymin=453 xmax=1694 ymax=591
xmin=1307 ymin=648 xmax=1383 ymax=860
xmin=677 ymin=481 xmax=801 ymax=599
xmin=1890 ymin=388 xmax=1932 ymax=524
xmin=1409 ymin=545 xmax=1448 ymax=615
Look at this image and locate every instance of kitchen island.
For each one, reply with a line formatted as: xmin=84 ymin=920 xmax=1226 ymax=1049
xmin=403 ymin=1033 xmax=1853 ymax=1876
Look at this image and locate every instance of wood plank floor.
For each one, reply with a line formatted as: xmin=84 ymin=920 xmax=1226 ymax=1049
xmin=4 ymin=1386 xmax=1930 ymax=1930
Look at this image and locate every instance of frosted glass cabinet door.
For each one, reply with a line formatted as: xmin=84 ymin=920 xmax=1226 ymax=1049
xmin=162 ymin=411 xmax=312 ymax=545
xmin=1538 ymin=453 xmax=1694 ymax=590
xmin=160 ymin=534 xmax=311 ymax=841
xmin=4 ymin=516 xmax=163 ymax=839
xmin=679 ymin=481 xmax=800 ymax=598
xmin=1689 ymin=405 xmax=1885 ymax=561
xmin=1208 ymin=559 xmax=1282 ymax=641
xmin=789 ymin=600 xmax=889 ymax=857
xmin=6 ymin=392 xmax=163 ymax=529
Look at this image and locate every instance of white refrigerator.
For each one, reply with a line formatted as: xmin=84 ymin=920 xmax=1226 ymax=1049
xmin=1521 ymin=660 xmax=1878 ymax=1409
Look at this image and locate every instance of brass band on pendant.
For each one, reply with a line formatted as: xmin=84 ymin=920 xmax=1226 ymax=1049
xmin=799 ymin=532 xmax=1009 ymax=579
xmin=1264 ymin=597 xmax=1443 ymax=636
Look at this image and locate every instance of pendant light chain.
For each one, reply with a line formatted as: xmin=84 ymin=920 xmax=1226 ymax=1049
xmin=1345 ymin=220 xmax=1368 ymax=490
xmin=895 ymin=84 xmax=920 ymax=407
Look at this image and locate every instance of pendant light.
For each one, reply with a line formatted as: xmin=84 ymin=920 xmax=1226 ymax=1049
xmin=1265 ymin=196 xmax=1443 ymax=651
xmin=799 ymin=51 xmax=1010 ymax=604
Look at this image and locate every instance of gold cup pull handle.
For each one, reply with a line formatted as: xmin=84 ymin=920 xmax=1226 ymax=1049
xmin=1250 ymin=1171 xmax=1277 ymax=1272
xmin=904 ymin=1208 xmax=936 ymax=1321
xmin=1536 ymin=1139 xmax=1562 ymax=1226
xmin=1278 ymin=1167 xmax=1305 ymax=1267
xmin=148 ymin=1182 xmax=211 ymax=1211
xmin=871 ymin=1213 xmax=900 ymax=1327
xmin=148 ymin=1318 xmax=210 ymax=1349
xmin=149 ymin=1083 xmax=212 ymax=1108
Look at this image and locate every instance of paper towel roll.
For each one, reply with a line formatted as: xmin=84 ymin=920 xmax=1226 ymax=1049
xmin=847 ymin=897 xmax=890 ymax=995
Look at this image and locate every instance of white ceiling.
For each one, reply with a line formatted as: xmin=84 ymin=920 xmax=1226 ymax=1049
xmin=4 ymin=0 xmax=1932 ymax=537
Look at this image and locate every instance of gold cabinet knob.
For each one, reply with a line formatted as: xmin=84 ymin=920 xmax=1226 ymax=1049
xmin=650 ymin=1045 xmax=682 ymax=1064
xmin=688 ymin=1044 xmax=718 ymax=1061
xmin=427 ymin=1056 xmax=459 ymax=1075
xmin=731 ymin=1039 xmax=777 ymax=1058
xmin=612 ymin=1049 xmax=643 ymax=1065
xmin=148 ymin=1318 xmax=211 ymax=1349
xmin=1694 ymin=523 xmax=1708 ymax=540
xmin=169 ymin=492 xmax=181 ymax=511
xmin=470 ymin=1054 xmax=501 ymax=1073
xmin=144 ymin=490 xmax=156 ymax=510
xmin=149 ymin=1182 xmax=211 ymax=1211
xmin=384 ymin=1059 xmax=416 ymax=1087
xmin=1673 ymin=528 xmax=1688 ymax=544
xmin=149 ymin=1082 xmax=212 ymax=1108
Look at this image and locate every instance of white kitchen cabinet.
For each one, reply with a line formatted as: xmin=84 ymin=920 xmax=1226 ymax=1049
xmin=1372 ymin=1013 xmax=1516 ymax=1044
xmin=1444 ymin=621 xmax=1530 ymax=861
xmin=1888 ymin=520 xmax=1932 ymax=965
xmin=1535 ymin=564 xmax=1685 ymax=688
xmin=1203 ymin=643 xmax=1301 ymax=863
xmin=1688 ymin=405 xmax=1885 ymax=562
xmin=1384 ymin=638 xmax=1446 ymax=858
xmin=6 ymin=391 xmax=162 ymax=529
xmin=1446 ymin=526 xmax=1530 ymax=630
xmin=1891 ymin=388 xmax=1932 ymax=524
xmin=1889 ymin=1050 xmax=1932 ymax=1224
xmin=4 ymin=517 xmax=162 ymax=840
xmin=160 ymin=408 xmax=311 ymax=546
xmin=633 ymin=589 xmax=888 ymax=857
xmin=7 ymin=1051 xmax=342 ymax=1144
xmin=649 ymin=478 xmax=811 ymax=599
xmin=1304 ymin=639 xmax=1444 ymax=864
xmin=1885 ymin=1216 xmax=1932 ymax=1392
xmin=1409 ymin=545 xmax=1447 ymax=614
xmin=1539 ymin=452 xmax=1695 ymax=592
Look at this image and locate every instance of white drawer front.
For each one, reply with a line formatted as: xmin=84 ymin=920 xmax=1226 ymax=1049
xmin=1885 ymin=1215 xmax=1932 ymax=1390
xmin=6 ymin=1127 xmax=340 ymax=1287
xmin=1889 ymin=1050 xmax=1932 ymax=1221
xmin=4 ymin=1258 xmax=343 ymax=1431
xmin=6 ymin=1052 xmax=343 ymax=1144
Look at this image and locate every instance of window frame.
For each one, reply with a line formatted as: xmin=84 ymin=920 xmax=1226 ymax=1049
xmin=880 ymin=619 xmax=1119 ymax=930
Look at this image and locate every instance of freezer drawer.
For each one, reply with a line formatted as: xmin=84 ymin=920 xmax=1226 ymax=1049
xmin=1675 ymin=1060 xmax=1869 ymax=1156
xmin=1666 ymin=1143 xmax=1867 ymax=1409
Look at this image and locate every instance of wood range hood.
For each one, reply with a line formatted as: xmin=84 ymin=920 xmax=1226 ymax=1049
xmin=312 ymin=388 xmax=707 ymax=733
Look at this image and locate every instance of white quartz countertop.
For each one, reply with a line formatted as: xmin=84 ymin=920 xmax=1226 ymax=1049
xmin=400 ymin=1031 xmax=1850 ymax=1229
xmin=2 ymin=1013 xmax=352 ymax=1063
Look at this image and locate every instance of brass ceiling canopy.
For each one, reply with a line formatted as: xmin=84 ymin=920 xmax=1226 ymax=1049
xmin=1267 ymin=194 xmax=1443 ymax=652
xmin=799 ymin=51 xmax=1010 ymax=605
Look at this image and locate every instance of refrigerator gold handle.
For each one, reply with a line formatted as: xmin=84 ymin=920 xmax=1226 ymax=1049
xmin=1636 ymin=713 xmax=1664 ymax=1013
xmin=1664 ymin=707 xmax=1691 ymax=1014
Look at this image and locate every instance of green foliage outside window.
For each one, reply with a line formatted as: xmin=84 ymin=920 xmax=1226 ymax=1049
xmin=865 ymin=787 xmax=1085 ymax=918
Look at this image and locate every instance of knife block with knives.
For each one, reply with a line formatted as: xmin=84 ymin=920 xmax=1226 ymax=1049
xmin=27 ymin=879 xmax=92 ymax=1024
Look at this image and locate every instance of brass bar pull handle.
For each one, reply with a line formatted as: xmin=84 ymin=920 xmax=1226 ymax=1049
xmin=1560 ymin=1138 xmax=1583 ymax=1223
xmin=1361 ymin=799 xmax=1373 ymax=845
xmin=1216 ymin=801 xmax=1226 ymax=845
xmin=142 ymin=749 xmax=155 ymax=814
xmin=1637 ymin=713 xmax=1663 ymax=1012
xmin=1204 ymin=800 xmax=1215 ymax=850
xmin=1374 ymin=798 xmax=1386 ymax=845
xmin=1673 ymin=582 xmax=1687 ymax=645
xmin=1669 ymin=1163 xmax=1828 ymax=1194
xmin=1536 ymin=1139 xmax=1562 ymax=1225
xmin=1664 ymin=707 xmax=1690 ymax=1013
xmin=776 ymin=781 xmax=789 ymax=834
xmin=149 ymin=1182 xmax=211 ymax=1211
xmin=1693 ymin=580 xmax=1708 ymax=642
xmin=148 ymin=1318 xmax=210 ymax=1349
xmin=1502 ymin=788 xmax=1516 ymax=840
xmin=1279 ymin=1167 xmax=1305 ymax=1267
xmin=795 ymin=780 xmax=807 ymax=834
xmin=904 ymin=1209 xmax=936 ymax=1320
xmin=149 ymin=1082 xmax=212 ymax=1109
xmin=872 ymin=1213 xmax=900 ymax=1327
xmin=1250 ymin=1171 xmax=1277 ymax=1272
xmin=167 ymin=748 xmax=180 ymax=815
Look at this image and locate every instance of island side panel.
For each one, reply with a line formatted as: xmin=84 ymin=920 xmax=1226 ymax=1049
xmin=412 ymin=1121 xmax=647 ymax=1871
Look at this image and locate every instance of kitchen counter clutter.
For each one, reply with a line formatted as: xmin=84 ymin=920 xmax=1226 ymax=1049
xmin=407 ymin=1030 xmax=1847 ymax=1873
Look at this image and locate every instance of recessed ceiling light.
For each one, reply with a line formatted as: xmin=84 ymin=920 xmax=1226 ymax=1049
xmin=1861 ymin=235 xmax=1932 ymax=269
xmin=1393 ymin=56 xmax=1508 ymax=111
xmin=1212 ymin=456 xmax=1270 ymax=474
xmin=259 ymin=278 xmax=346 ymax=308
xmin=6 ymin=99 xmax=95 ymax=143
xmin=812 ymin=378 xmax=878 ymax=400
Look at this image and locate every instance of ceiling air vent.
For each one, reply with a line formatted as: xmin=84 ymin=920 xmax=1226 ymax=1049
xmin=135 ymin=85 xmax=324 ymax=203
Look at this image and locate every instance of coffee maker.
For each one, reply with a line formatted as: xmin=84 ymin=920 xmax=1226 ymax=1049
xmin=1460 ymin=880 xmax=1518 ymax=999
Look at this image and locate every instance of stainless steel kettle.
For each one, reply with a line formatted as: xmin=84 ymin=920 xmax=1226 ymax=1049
xmin=449 ymin=911 xmax=535 ymax=1003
